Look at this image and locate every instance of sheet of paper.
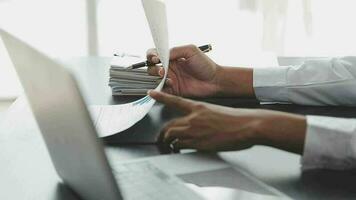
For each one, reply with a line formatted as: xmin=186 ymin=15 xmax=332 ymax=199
xmin=90 ymin=0 xmax=169 ymax=137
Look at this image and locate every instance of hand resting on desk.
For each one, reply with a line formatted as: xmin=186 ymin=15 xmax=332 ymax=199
xmin=149 ymin=90 xmax=307 ymax=155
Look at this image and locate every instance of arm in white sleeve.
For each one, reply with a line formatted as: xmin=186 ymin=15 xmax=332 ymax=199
xmin=303 ymin=115 xmax=356 ymax=170
xmin=253 ymin=57 xmax=356 ymax=106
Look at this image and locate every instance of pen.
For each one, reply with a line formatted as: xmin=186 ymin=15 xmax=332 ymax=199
xmin=127 ymin=44 xmax=212 ymax=70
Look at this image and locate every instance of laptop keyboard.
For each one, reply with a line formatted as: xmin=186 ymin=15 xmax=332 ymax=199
xmin=112 ymin=161 xmax=204 ymax=200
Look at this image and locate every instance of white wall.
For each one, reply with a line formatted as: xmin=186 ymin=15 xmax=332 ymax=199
xmin=96 ymin=0 xmax=356 ymax=64
xmin=1 ymin=0 xmax=356 ymax=98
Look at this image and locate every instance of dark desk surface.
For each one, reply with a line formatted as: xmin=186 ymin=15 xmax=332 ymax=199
xmin=1 ymin=57 xmax=356 ymax=200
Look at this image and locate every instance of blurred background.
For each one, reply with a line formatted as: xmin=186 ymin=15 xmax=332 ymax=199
xmin=1 ymin=0 xmax=356 ymax=101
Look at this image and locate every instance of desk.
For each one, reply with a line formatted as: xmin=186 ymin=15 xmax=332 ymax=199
xmin=1 ymin=57 xmax=356 ymax=200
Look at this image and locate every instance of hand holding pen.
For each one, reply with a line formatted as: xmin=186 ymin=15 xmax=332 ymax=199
xmin=144 ymin=44 xmax=221 ymax=97
xmin=120 ymin=44 xmax=212 ymax=70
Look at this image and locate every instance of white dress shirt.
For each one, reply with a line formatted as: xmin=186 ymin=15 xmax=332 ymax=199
xmin=253 ymin=57 xmax=356 ymax=170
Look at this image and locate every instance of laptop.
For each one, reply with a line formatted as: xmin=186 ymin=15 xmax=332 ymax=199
xmin=0 ymin=30 xmax=289 ymax=200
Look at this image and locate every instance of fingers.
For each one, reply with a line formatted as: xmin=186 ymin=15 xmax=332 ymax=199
xmin=157 ymin=120 xmax=195 ymax=151
xmin=174 ymin=139 xmax=195 ymax=150
xmin=146 ymin=48 xmax=160 ymax=64
xmin=163 ymin=126 xmax=193 ymax=144
xmin=165 ymin=78 xmax=173 ymax=87
xmin=157 ymin=117 xmax=190 ymax=143
xmin=148 ymin=90 xmax=194 ymax=113
xmin=146 ymin=48 xmax=164 ymax=77
xmin=147 ymin=44 xmax=200 ymax=64
xmin=170 ymin=44 xmax=201 ymax=61
xmin=170 ymin=139 xmax=212 ymax=151
xmin=173 ymin=139 xmax=216 ymax=152
xmin=147 ymin=66 xmax=162 ymax=76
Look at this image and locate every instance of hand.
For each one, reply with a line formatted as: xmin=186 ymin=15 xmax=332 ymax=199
xmin=148 ymin=90 xmax=307 ymax=154
xmin=147 ymin=44 xmax=221 ymax=97
xmin=147 ymin=44 xmax=255 ymax=98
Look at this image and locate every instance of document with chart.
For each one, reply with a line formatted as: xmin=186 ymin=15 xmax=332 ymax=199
xmin=89 ymin=0 xmax=169 ymax=137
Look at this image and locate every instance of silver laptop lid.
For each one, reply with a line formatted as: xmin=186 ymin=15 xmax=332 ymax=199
xmin=0 ymin=29 xmax=122 ymax=200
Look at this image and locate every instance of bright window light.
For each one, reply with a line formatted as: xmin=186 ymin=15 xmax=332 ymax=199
xmin=1 ymin=0 xmax=356 ymax=99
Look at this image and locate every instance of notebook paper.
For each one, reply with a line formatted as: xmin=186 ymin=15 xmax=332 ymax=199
xmin=89 ymin=0 xmax=169 ymax=137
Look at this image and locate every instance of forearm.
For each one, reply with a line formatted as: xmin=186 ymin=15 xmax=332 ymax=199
xmin=215 ymin=66 xmax=255 ymax=98
xmin=254 ymin=110 xmax=307 ymax=154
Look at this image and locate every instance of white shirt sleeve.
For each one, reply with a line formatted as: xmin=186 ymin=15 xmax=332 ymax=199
xmin=253 ymin=57 xmax=356 ymax=170
xmin=303 ymin=116 xmax=356 ymax=170
xmin=253 ymin=57 xmax=356 ymax=106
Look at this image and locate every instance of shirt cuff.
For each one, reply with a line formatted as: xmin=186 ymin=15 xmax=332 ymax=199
xmin=253 ymin=66 xmax=290 ymax=103
xmin=302 ymin=115 xmax=356 ymax=170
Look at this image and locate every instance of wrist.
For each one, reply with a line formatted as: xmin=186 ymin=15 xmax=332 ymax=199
xmin=212 ymin=64 xmax=225 ymax=94
xmin=214 ymin=65 xmax=255 ymax=97
xmin=254 ymin=110 xmax=307 ymax=154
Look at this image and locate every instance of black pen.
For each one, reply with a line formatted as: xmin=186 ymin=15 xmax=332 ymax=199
xmin=125 ymin=44 xmax=212 ymax=70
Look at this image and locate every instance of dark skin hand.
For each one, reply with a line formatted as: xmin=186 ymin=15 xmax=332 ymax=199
xmin=147 ymin=44 xmax=255 ymax=97
xmin=147 ymin=44 xmax=307 ymax=154
xmin=149 ymin=90 xmax=307 ymax=154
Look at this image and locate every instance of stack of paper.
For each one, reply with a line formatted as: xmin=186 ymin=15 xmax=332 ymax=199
xmin=109 ymin=62 xmax=162 ymax=96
